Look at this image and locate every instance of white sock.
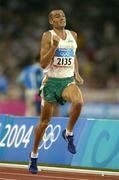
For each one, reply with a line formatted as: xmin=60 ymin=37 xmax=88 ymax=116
xmin=31 ymin=152 xmax=38 ymax=158
xmin=66 ymin=129 xmax=73 ymax=136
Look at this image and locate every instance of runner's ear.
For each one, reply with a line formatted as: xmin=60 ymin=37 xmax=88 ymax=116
xmin=49 ymin=19 xmax=53 ymax=25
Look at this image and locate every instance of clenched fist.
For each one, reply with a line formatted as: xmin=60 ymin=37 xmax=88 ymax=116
xmin=75 ymin=74 xmax=84 ymax=85
xmin=52 ymin=35 xmax=60 ymax=47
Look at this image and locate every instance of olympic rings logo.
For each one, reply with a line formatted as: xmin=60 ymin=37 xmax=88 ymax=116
xmin=60 ymin=51 xmax=72 ymax=57
xmin=38 ymin=124 xmax=61 ymax=150
xmin=56 ymin=49 xmax=74 ymax=57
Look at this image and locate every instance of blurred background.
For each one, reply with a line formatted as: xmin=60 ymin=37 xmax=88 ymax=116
xmin=0 ymin=0 xmax=119 ymax=118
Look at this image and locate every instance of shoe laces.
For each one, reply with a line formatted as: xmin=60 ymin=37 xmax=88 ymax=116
xmin=67 ymin=135 xmax=74 ymax=144
xmin=31 ymin=158 xmax=37 ymax=167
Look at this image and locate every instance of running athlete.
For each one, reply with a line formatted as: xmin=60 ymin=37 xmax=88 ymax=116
xmin=29 ymin=9 xmax=84 ymax=174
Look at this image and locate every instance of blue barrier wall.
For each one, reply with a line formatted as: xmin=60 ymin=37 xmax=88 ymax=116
xmin=60 ymin=103 xmax=119 ymax=119
xmin=0 ymin=115 xmax=119 ymax=170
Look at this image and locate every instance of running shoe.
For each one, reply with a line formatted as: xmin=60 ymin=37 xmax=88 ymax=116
xmin=29 ymin=154 xmax=38 ymax=174
xmin=62 ymin=129 xmax=76 ymax=154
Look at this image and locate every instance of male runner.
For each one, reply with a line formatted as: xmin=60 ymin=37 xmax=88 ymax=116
xmin=29 ymin=9 xmax=84 ymax=174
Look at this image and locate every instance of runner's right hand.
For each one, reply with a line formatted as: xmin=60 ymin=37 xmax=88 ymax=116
xmin=52 ymin=35 xmax=60 ymax=47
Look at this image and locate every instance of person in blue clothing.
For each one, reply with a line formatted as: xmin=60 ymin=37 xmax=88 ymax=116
xmin=0 ymin=67 xmax=8 ymax=94
xmin=0 ymin=75 xmax=8 ymax=94
xmin=17 ymin=55 xmax=43 ymax=116
xmin=29 ymin=9 xmax=84 ymax=174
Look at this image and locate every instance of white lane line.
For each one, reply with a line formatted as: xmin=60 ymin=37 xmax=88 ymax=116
xmin=30 ymin=175 xmax=89 ymax=180
xmin=0 ymin=163 xmax=119 ymax=177
xmin=0 ymin=178 xmax=16 ymax=180
xmin=0 ymin=172 xmax=89 ymax=180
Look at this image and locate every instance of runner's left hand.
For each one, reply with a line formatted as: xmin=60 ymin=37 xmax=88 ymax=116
xmin=75 ymin=74 xmax=84 ymax=85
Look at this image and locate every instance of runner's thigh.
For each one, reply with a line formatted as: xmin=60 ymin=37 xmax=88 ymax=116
xmin=40 ymin=101 xmax=53 ymax=121
xmin=62 ymin=84 xmax=83 ymax=104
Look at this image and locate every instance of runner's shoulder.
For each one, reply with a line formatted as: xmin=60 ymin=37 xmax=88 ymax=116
xmin=70 ymin=31 xmax=77 ymax=40
xmin=42 ymin=31 xmax=51 ymax=41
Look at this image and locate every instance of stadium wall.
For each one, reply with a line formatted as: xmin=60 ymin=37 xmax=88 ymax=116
xmin=0 ymin=115 xmax=119 ymax=170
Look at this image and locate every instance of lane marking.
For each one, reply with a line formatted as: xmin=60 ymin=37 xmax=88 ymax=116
xmin=0 ymin=178 xmax=16 ymax=180
xmin=0 ymin=163 xmax=119 ymax=177
xmin=0 ymin=172 xmax=89 ymax=180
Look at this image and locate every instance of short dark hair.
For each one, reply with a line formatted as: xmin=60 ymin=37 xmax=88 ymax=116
xmin=48 ymin=9 xmax=63 ymax=21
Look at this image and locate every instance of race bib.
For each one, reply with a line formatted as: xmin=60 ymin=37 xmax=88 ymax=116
xmin=53 ymin=48 xmax=75 ymax=67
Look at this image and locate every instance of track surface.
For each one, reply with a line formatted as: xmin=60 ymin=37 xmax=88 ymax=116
xmin=0 ymin=167 xmax=119 ymax=180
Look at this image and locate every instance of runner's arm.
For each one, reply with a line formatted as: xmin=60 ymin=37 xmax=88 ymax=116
xmin=71 ymin=31 xmax=84 ymax=84
xmin=40 ymin=32 xmax=58 ymax=69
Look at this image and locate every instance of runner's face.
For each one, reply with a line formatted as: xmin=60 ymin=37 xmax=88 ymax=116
xmin=50 ymin=10 xmax=66 ymax=28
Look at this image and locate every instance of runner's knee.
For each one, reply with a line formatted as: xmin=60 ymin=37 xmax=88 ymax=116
xmin=35 ymin=120 xmax=49 ymax=131
xmin=71 ymin=98 xmax=83 ymax=106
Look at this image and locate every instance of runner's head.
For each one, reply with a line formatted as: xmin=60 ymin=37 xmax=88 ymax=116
xmin=48 ymin=9 xmax=66 ymax=29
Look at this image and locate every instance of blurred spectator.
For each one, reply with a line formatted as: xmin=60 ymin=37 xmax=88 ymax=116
xmin=0 ymin=75 xmax=8 ymax=93
xmin=0 ymin=67 xmax=8 ymax=94
xmin=17 ymin=55 xmax=43 ymax=116
xmin=0 ymin=0 xmax=119 ymax=91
